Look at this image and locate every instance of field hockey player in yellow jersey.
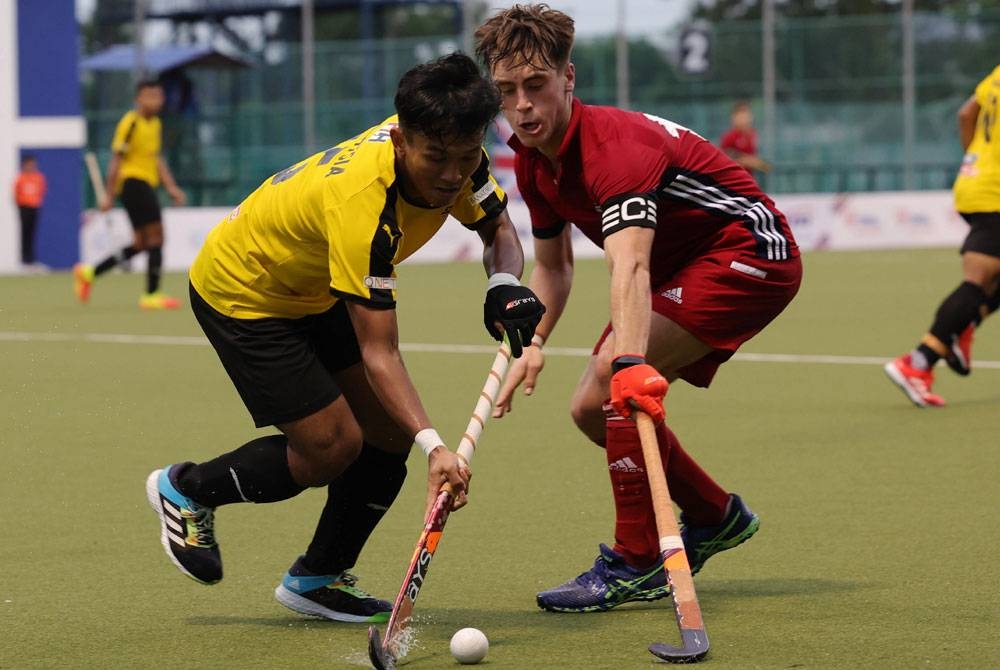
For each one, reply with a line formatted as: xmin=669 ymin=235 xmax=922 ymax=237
xmin=74 ymin=79 xmax=187 ymax=309
xmin=885 ymin=64 xmax=1000 ymax=406
xmin=144 ymin=54 xmax=545 ymax=622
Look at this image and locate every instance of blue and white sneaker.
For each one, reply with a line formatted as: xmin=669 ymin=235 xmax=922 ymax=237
xmin=145 ymin=465 xmax=222 ymax=585
xmin=681 ymin=493 xmax=760 ymax=576
xmin=536 ymin=544 xmax=670 ymax=613
xmin=274 ymin=556 xmax=391 ymax=623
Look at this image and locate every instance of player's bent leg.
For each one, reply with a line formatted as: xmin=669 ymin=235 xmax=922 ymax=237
xmin=136 ymin=222 xmax=181 ymax=309
xmin=145 ymin=464 xmax=222 ymax=585
xmin=280 ymin=400 xmax=365 ymax=487
xmin=275 ymin=363 xmax=406 ymax=622
xmin=681 ymin=493 xmax=760 ymax=576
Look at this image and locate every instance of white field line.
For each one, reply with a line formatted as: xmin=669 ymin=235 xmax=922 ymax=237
xmin=3 ymin=330 xmax=1000 ymax=369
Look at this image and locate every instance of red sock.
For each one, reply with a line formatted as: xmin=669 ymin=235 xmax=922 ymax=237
xmin=655 ymin=422 xmax=729 ymax=526
xmin=605 ymin=409 xmax=660 ymax=568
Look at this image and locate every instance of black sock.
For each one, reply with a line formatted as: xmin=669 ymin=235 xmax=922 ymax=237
xmin=301 ymin=444 xmax=408 ymax=575
xmin=94 ymin=245 xmax=140 ymax=276
xmin=175 ymin=435 xmax=306 ymax=508
xmin=147 ymin=246 xmax=162 ymax=294
xmin=978 ymin=290 xmax=1000 ymax=325
xmin=927 ymin=281 xmax=986 ymax=348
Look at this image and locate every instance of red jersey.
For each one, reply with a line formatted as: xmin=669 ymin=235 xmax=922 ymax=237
xmin=14 ymin=171 xmax=46 ymax=208
xmin=719 ymin=127 xmax=757 ymax=159
xmin=511 ymin=99 xmax=796 ymax=285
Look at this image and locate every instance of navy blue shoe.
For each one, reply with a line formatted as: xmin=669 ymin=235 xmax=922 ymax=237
xmin=536 ymin=544 xmax=670 ymax=613
xmin=274 ymin=556 xmax=391 ymax=623
xmin=681 ymin=493 xmax=759 ymax=576
xmin=145 ymin=464 xmax=222 ymax=584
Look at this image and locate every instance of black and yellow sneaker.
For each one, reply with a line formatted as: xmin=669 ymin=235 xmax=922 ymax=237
xmin=145 ymin=465 xmax=222 ymax=585
xmin=536 ymin=544 xmax=670 ymax=613
xmin=274 ymin=557 xmax=391 ymax=623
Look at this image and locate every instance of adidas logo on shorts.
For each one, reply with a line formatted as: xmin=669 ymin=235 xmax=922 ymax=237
xmin=660 ymin=287 xmax=683 ymax=304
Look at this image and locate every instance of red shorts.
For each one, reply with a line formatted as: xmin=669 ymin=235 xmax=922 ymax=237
xmin=595 ymin=240 xmax=802 ymax=388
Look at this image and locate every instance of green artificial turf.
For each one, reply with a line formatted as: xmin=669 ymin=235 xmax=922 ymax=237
xmin=1 ymin=249 xmax=998 ymax=669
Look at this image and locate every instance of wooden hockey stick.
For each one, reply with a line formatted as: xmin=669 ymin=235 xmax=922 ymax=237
xmin=368 ymin=343 xmax=512 ymax=670
xmin=635 ymin=411 xmax=710 ymax=663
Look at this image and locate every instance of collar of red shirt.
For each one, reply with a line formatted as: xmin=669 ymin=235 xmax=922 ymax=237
xmin=506 ymin=97 xmax=584 ymax=163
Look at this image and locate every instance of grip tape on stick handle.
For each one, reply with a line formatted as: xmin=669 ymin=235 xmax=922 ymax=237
xmin=455 ymin=342 xmax=512 ymax=464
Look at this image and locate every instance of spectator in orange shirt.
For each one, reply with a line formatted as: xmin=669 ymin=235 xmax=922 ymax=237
xmin=13 ymin=154 xmax=47 ymax=269
xmin=719 ymin=101 xmax=771 ymax=182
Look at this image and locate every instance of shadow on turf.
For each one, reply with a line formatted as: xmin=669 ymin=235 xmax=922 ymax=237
xmin=185 ymin=578 xmax=863 ymax=631
xmin=696 ymin=577 xmax=865 ymax=598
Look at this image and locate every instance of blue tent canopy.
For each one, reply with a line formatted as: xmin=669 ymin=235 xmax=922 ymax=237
xmin=80 ymin=45 xmax=252 ymax=73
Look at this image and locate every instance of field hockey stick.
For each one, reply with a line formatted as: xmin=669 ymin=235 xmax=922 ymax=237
xmin=368 ymin=343 xmax=512 ymax=670
xmin=635 ymin=411 xmax=710 ymax=663
xmin=83 ymin=152 xmax=112 ymax=230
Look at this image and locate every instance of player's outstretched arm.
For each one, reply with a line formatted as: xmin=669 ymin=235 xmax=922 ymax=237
xmin=345 ymin=301 xmax=471 ymax=514
xmin=493 ymin=225 xmax=574 ymax=417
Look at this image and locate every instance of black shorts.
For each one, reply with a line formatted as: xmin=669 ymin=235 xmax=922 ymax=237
xmin=120 ymin=178 xmax=162 ymax=229
xmin=189 ymin=284 xmax=362 ymax=427
xmin=959 ymin=212 xmax=1000 ymax=258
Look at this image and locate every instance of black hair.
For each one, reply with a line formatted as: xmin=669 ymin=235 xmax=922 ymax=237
xmin=394 ymin=53 xmax=500 ymax=143
xmin=135 ymin=78 xmax=162 ymax=94
xmin=21 ymin=154 xmax=37 ymax=165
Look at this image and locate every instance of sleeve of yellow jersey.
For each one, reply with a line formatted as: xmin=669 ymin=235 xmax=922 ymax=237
xmin=327 ymin=187 xmax=400 ymax=310
xmin=449 ymin=150 xmax=509 ymax=230
xmin=110 ymin=111 xmax=138 ymax=155
xmin=974 ymin=70 xmax=993 ymax=106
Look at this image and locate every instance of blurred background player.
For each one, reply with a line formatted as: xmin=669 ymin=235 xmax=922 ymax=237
xmin=13 ymin=154 xmax=46 ymax=271
xmin=719 ymin=100 xmax=770 ymax=182
xmin=73 ymin=79 xmax=187 ymax=309
xmin=144 ymin=54 xmax=544 ymax=623
xmin=476 ymin=4 xmax=801 ymax=613
xmin=884 ymin=64 xmax=1000 ymax=407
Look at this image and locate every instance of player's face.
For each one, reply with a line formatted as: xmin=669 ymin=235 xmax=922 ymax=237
xmin=732 ymin=107 xmax=753 ymax=129
xmin=491 ymin=59 xmax=575 ymax=158
xmin=391 ymin=127 xmax=484 ymax=209
xmin=136 ymin=86 xmax=165 ymax=116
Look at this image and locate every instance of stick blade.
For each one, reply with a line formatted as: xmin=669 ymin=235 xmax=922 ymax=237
xmin=649 ymin=628 xmax=710 ymax=664
xmin=368 ymin=625 xmax=395 ymax=670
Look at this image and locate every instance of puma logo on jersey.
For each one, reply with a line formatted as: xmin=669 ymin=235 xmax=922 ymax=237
xmin=381 ymin=223 xmax=402 ymax=245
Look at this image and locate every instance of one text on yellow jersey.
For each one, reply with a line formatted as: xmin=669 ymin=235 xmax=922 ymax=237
xmin=190 ymin=116 xmax=508 ymax=319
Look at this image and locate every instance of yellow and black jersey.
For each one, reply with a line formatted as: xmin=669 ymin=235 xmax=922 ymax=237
xmin=955 ymin=65 xmax=1000 ymax=213
xmin=110 ymin=110 xmax=161 ymax=191
xmin=190 ymin=115 xmax=508 ymax=319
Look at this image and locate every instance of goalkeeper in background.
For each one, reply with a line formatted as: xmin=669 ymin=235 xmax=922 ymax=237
xmin=885 ymin=64 xmax=1000 ymax=407
xmin=74 ymin=79 xmax=186 ymax=309
xmin=144 ymin=54 xmax=544 ymax=623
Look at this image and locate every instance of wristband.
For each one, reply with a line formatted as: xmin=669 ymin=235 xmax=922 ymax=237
xmin=414 ymin=428 xmax=443 ymax=457
xmin=611 ymin=354 xmax=646 ymax=373
xmin=531 ymin=333 xmax=546 ymax=348
xmin=487 ymin=272 xmax=520 ymax=290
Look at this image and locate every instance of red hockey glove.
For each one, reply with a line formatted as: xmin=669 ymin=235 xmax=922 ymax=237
xmin=609 ymin=355 xmax=668 ymax=422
